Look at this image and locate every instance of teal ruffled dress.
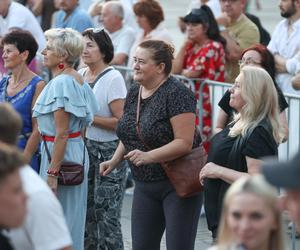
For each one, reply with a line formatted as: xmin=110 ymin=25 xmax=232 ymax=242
xmin=33 ymin=74 xmax=98 ymax=250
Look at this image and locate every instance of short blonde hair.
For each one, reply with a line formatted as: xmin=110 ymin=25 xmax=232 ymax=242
xmin=218 ymin=175 xmax=285 ymax=250
xmin=44 ymin=28 xmax=83 ymax=66
xmin=229 ymin=66 xmax=283 ymax=143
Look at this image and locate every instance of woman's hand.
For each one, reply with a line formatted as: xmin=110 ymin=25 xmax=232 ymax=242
xmin=124 ymin=150 xmax=154 ymax=167
xmin=199 ymin=162 xmax=222 ymax=185
xmin=47 ymin=176 xmax=58 ymax=195
xmin=99 ymin=160 xmax=118 ymax=176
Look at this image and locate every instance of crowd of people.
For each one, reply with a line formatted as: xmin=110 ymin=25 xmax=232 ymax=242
xmin=0 ymin=0 xmax=300 ymax=250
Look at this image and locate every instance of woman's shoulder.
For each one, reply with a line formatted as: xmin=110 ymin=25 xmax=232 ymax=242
xmin=206 ymin=40 xmax=225 ymax=52
xmin=165 ymin=76 xmax=195 ymax=96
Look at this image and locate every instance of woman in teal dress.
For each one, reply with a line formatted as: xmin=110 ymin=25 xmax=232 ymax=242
xmin=0 ymin=30 xmax=45 ymax=172
xmin=33 ymin=28 xmax=98 ymax=250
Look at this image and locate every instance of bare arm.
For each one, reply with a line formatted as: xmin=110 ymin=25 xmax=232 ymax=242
xmin=29 ymin=0 xmax=43 ymax=16
xmin=51 ymin=110 xmax=70 ymax=171
xmin=92 ymin=99 xmax=124 ymax=131
xmin=110 ymin=53 xmax=128 ymax=66
xmin=125 ymin=112 xmax=195 ymax=166
xmin=199 ymin=156 xmax=262 ymax=185
xmin=215 ymin=108 xmax=229 ymax=134
xmin=23 ymin=81 xmax=45 ymax=162
xmin=221 ymin=30 xmax=243 ymax=61
xmin=275 ymin=54 xmax=287 ymax=73
xmin=100 ymin=141 xmax=127 ymax=176
xmin=280 ymin=110 xmax=289 ymax=142
xmin=172 ymin=42 xmax=189 ymax=74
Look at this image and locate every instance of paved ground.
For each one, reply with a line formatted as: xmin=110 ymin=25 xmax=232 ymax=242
xmin=120 ymin=1 xmax=299 ymax=250
xmin=121 ymin=190 xmax=300 ymax=250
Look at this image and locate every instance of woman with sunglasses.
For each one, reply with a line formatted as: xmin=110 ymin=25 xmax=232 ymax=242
xmin=215 ymin=44 xmax=289 ymax=139
xmin=79 ymin=28 xmax=127 ymax=250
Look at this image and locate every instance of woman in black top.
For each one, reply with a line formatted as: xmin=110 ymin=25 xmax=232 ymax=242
xmin=199 ymin=66 xmax=284 ymax=240
xmin=215 ymin=44 xmax=288 ymax=139
xmin=100 ymin=40 xmax=202 ymax=250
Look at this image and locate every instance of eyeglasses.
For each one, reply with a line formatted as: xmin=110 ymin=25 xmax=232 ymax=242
xmin=84 ymin=28 xmax=104 ymax=34
xmin=238 ymin=57 xmax=261 ymax=66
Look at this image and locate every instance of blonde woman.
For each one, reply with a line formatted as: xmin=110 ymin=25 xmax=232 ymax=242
xmin=199 ymin=66 xmax=283 ymax=240
xmin=208 ymin=175 xmax=285 ymax=250
xmin=33 ymin=28 xmax=98 ymax=250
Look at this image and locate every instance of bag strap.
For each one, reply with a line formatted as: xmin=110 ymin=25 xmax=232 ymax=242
xmin=135 ymin=86 xmax=151 ymax=150
xmin=42 ymin=135 xmax=86 ymax=166
xmin=89 ymin=67 xmax=113 ymax=88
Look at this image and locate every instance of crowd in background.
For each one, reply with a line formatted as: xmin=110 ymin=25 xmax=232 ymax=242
xmin=1 ymin=0 xmax=300 ymax=250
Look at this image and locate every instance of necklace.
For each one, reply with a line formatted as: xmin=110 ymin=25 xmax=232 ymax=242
xmin=142 ymin=77 xmax=167 ymax=98
xmin=9 ymin=78 xmax=31 ymax=90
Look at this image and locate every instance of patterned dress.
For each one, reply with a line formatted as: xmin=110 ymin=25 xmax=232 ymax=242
xmin=32 ymin=74 xmax=98 ymax=250
xmin=0 ymin=75 xmax=42 ymax=172
xmin=183 ymin=40 xmax=225 ymax=151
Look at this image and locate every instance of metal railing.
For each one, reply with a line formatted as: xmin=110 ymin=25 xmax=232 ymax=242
xmin=114 ymin=66 xmax=299 ymax=249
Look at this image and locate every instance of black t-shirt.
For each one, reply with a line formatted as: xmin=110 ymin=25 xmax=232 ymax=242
xmin=208 ymin=125 xmax=278 ymax=170
xmin=204 ymin=122 xmax=278 ymax=235
xmin=0 ymin=231 xmax=14 ymax=250
xmin=116 ymin=76 xmax=199 ymax=182
xmin=218 ymin=88 xmax=288 ymax=118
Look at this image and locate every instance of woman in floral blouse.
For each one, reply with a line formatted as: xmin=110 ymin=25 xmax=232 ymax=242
xmin=173 ymin=5 xmax=225 ymax=151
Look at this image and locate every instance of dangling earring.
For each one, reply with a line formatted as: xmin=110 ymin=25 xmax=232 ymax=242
xmin=58 ymin=62 xmax=65 ymax=70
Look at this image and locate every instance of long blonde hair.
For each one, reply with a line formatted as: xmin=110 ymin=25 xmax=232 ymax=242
xmin=217 ymin=175 xmax=285 ymax=250
xmin=228 ymin=66 xmax=283 ymax=143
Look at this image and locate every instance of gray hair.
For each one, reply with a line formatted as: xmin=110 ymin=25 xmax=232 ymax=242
xmin=104 ymin=1 xmax=124 ymax=20
xmin=44 ymin=28 xmax=83 ymax=66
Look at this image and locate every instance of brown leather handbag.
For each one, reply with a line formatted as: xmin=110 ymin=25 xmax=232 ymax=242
xmin=162 ymin=145 xmax=207 ymax=198
xmin=136 ymin=86 xmax=207 ymax=198
xmin=42 ymin=137 xmax=85 ymax=186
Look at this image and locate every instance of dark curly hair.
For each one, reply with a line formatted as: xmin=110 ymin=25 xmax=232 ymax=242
xmin=1 ymin=29 xmax=38 ymax=65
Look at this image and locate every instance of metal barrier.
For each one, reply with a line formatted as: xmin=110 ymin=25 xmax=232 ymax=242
xmin=114 ymin=66 xmax=299 ymax=249
xmin=200 ymin=79 xmax=300 ymax=162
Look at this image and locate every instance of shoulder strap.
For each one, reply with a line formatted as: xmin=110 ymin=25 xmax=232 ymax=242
xmin=1 ymin=77 xmax=10 ymax=101
xmin=42 ymin=135 xmax=86 ymax=166
xmin=90 ymin=67 xmax=113 ymax=88
xmin=29 ymin=75 xmax=43 ymax=86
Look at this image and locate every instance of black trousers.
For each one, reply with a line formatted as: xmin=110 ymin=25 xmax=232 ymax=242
xmin=131 ymin=179 xmax=202 ymax=250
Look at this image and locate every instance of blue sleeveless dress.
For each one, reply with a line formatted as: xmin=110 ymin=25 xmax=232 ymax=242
xmin=32 ymin=74 xmax=98 ymax=250
xmin=0 ymin=75 xmax=42 ymax=172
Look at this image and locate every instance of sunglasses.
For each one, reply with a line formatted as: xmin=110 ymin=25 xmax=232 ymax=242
xmin=84 ymin=28 xmax=104 ymax=34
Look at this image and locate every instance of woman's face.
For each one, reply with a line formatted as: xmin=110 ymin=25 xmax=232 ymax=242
xmin=186 ymin=22 xmax=207 ymax=42
xmin=82 ymin=36 xmax=102 ymax=66
xmin=226 ymin=193 xmax=277 ymax=250
xmin=2 ymin=44 xmax=25 ymax=70
xmin=0 ymin=170 xmax=27 ymax=228
xmin=133 ymin=47 xmax=160 ymax=84
xmin=240 ymin=50 xmax=262 ymax=68
xmin=136 ymin=15 xmax=152 ymax=32
xmin=229 ymin=73 xmax=246 ymax=111
xmin=41 ymin=40 xmax=61 ymax=69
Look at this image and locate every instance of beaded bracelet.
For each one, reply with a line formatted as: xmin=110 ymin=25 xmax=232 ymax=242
xmin=47 ymin=173 xmax=58 ymax=178
xmin=47 ymin=169 xmax=59 ymax=176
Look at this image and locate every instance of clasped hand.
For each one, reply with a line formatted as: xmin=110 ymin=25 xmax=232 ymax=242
xmin=199 ymin=162 xmax=221 ymax=185
xmin=124 ymin=149 xmax=153 ymax=167
xmin=99 ymin=149 xmax=153 ymax=176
